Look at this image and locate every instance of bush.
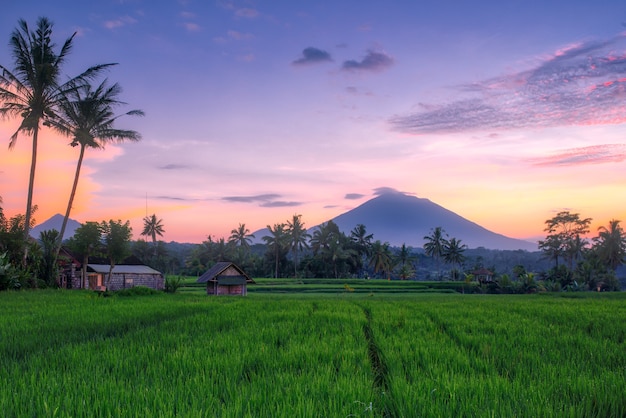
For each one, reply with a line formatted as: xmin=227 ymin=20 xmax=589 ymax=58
xmin=164 ymin=275 xmax=183 ymax=293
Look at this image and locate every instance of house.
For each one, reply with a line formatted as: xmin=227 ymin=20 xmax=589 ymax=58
xmin=473 ymin=268 xmax=495 ymax=284
xmin=86 ymin=262 xmax=164 ymax=292
xmin=197 ymin=262 xmax=255 ymax=295
xmin=59 ymin=250 xmax=164 ymax=291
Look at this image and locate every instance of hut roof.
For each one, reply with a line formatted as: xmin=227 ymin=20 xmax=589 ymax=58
xmin=197 ymin=262 xmax=254 ymax=284
xmin=87 ymin=264 xmax=162 ymax=275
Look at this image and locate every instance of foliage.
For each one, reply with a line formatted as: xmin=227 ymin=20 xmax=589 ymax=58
xmin=538 ymin=211 xmax=591 ymax=270
xmin=423 ymin=227 xmax=449 ymax=279
xmin=141 ymin=213 xmax=164 ymax=249
xmin=593 ymin=219 xmax=626 ymax=271
xmin=37 ymin=229 xmax=60 ymax=287
xmin=286 ymin=214 xmax=310 ymax=277
xmin=100 ymin=219 xmax=132 ymax=286
xmin=113 ymin=286 xmax=160 ymax=297
xmin=0 ymin=17 xmax=112 ymax=240
xmin=263 ymin=223 xmax=290 ymax=278
xmin=164 ymin=275 xmax=183 ymax=293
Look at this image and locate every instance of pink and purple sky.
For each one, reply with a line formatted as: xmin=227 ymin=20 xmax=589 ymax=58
xmin=1 ymin=0 xmax=626 ymax=244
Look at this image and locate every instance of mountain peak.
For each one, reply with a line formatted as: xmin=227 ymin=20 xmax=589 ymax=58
xmin=30 ymin=214 xmax=82 ymax=240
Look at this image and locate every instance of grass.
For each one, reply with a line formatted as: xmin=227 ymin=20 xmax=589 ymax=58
xmin=1 ymin=288 xmax=625 ymax=417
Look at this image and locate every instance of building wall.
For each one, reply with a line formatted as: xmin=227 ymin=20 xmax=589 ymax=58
xmin=105 ymin=273 xmax=165 ymax=291
xmin=206 ymin=283 xmax=246 ymax=295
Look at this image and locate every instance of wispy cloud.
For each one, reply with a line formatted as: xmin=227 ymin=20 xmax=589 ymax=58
xmin=528 ymin=144 xmax=626 ymax=166
xmin=391 ymin=34 xmax=626 ymax=134
xmin=222 ymin=194 xmax=302 ymax=207
xmin=235 ymin=8 xmax=259 ymax=19
xmin=292 ymin=47 xmax=332 ymax=66
xmin=158 ymin=164 xmax=191 ymax=170
xmin=373 ymin=186 xmax=400 ymax=195
xmin=345 ymin=193 xmax=365 ymax=200
xmin=183 ymin=22 xmax=201 ymax=32
xmin=103 ymin=16 xmax=137 ymax=29
xmin=342 ymin=50 xmax=393 ymax=72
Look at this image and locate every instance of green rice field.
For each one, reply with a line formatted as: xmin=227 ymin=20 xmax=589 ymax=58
xmin=1 ymin=287 xmax=625 ymax=417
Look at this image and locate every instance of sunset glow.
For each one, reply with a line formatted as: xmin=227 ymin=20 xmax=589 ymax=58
xmin=1 ymin=1 xmax=626 ymax=245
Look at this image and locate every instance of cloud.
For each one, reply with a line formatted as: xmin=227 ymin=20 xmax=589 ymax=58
xmin=342 ymin=50 xmax=394 ymax=72
xmin=235 ymin=8 xmax=259 ymax=18
xmin=222 ymin=194 xmax=302 ymax=207
xmin=260 ymin=201 xmax=302 ymax=208
xmin=373 ymin=187 xmax=400 ymax=196
xmin=222 ymin=194 xmax=281 ymax=203
xmin=391 ymin=33 xmax=626 ymax=134
xmin=345 ymin=193 xmax=365 ymax=200
xmin=183 ymin=22 xmax=201 ymax=32
xmin=227 ymin=30 xmax=253 ymax=40
xmin=292 ymin=47 xmax=333 ymax=66
xmin=528 ymin=144 xmax=626 ymax=166
xmin=103 ymin=16 xmax=137 ymax=29
xmin=158 ymin=164 xmax=191 ymax=170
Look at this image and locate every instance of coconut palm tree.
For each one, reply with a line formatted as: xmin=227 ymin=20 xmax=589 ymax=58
xmin=0 ymin=17 xmax=113 ymax=243
xmin=263 ymin=223 xmax=289 ymax=278
xmin=286 ymin=214 xmax=310 ymax=277
xmin=229 ymin=223 xmax=255 ymax=249
xmin=443 ymin=237 xmax=467 ymax=280
xmin=350 ymin=223 xmax=373 ymax=277
xmin=369 ymin=240 xmax=393 ymax=280
xmin=423 ymin=226 xmax=449 ymax=280
xmin=229 ymin=223 xmax=255 ymax=263
xmin=593 ymin=219 xmax=626 ymax=270
xmin=47 ymin=80 xmax=143 ymax=252
xmin=141 ymin=213 xmax=165 ymax=251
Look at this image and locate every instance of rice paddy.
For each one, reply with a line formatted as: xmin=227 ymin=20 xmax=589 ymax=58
xmin=1 ymin=288 xmax=625 ymax=417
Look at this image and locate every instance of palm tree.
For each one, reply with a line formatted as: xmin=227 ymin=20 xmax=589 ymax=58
xmin=594 ymin=219 xmax=626 ymax=270
xmin=263 ymin=223 xmax=289 ymax=278
xmin=47 ymin=80 xmax=143 ymax=251
xmin=0 ymin=17 xmax=113 ymax=243
xmin=395 ymin=243 xmax=417 ymax=280
xmin=229 ymin=223 xmax=255 ymax=248
xmin=350 ymin=224 xmax=373 ymax=277
xmin=286 ymin=214 xmax=310 ymax=277
xmin=369 ymin=240 xmax=393 ymax=280
xmin=443 ymin=237 xmax=467 ymax=280
xmin=141 ymin=213 xmax=165 ymax=251
xmin=229 ymin=223 xmax=255 ymax=263
xmin=423 ymin=227 xmax=449 ymax=280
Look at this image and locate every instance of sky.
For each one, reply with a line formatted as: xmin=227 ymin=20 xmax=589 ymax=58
xmin=1 ymin=0 xmax=626 ymax=244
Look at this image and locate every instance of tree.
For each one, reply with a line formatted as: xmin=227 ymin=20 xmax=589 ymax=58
xmin=394 ymin=244 xmax=417 ymax=280
xmin=67 ymin=221 xmax=102 ymax=288
xmin=369 ymin=240 xmax=393 ymax=280
xmin=263 ymin=223 xmax=289 ymax=278
xmin=141 ymin=213 xmax=165 ymax=252
xmin=593 ymin=219 xmax=626 ymax=271
xmin=423 ymin=227 xmax=449 ymax=279
xmin=538 ymin=211 xmax=591 ymax=270
xmin=100 ymin=219 xmax=132 ymax=288
xmin=47 ymin=80 xmax=143 ymax=251
xmin=350 ymin=224 xmax=374 ymax=277
xmin=286 ymin=214 xmax=310 ymax=277
xmin=0 ymin=17 xmax=112 ymax=243
xmin=444 ymin=237 xmax=467 ymax=280
xmin=228 ymin=223 xmax=255 ymax=262
xmin=38 ymin=229 xmax=60 ymax=287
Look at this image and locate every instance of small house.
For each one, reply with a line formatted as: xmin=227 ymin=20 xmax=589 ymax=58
xmin=58 ymin=250 xmax=164 ymax=291
xmin=197 ymin=262 xmax=255 ymax=296
xmin=86 ymin=263 xmax=164 ymax=292
xmin=473 ymin=268 xmax=495 ymax=284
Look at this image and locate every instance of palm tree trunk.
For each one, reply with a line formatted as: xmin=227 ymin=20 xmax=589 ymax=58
xmin=23 ymin=125 xmax=39 ymax=263
xmin=57 ymin=144 xmax=86 ymax=255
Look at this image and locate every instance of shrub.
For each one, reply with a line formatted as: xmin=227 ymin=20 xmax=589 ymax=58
xmin=164 ymin=275 xmax=183 ymax=293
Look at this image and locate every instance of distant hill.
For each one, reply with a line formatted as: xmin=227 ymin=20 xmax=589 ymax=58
xmin=253 ymin=192 xmax=537 ymax=251
xmin=331 ymin=192 xmax=536 ymax=250
xmin=30 ymin=214 xmax=82 ymax=241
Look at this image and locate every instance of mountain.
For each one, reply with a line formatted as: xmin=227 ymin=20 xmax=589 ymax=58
xmin=30 ymin=214 xmax=82 ymax=240
xmin=253 ymin=192 xmax=537 ymax=251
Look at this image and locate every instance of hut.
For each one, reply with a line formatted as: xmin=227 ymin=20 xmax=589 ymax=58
xmin=197 ymin=262 xmax=255 ymax=296
xmin=473 ymin=268 xmax=495 ymax=284
xmin=85 ymin=263 xmax=164 ymax=292
xmin=57 ymin=250 xmax=164 ymax=292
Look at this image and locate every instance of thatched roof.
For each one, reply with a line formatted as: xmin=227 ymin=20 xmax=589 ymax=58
xmin=87 ymin=264 xmax=162 ymax=275
xmin=197 ymin=262 xmax=254 ymax=284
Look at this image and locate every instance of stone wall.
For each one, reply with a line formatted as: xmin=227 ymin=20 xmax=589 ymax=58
xmin=106 ymin=273 xmax=165 ymax=291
